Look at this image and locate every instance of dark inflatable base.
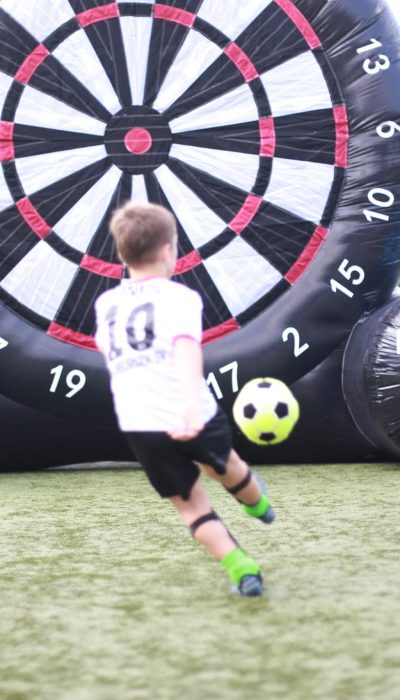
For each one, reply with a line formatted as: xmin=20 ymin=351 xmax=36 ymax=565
xmin=0 ymin=394 xmax=132 ymax=471
xmin=0 ymin=347 xmax=380 ymax=470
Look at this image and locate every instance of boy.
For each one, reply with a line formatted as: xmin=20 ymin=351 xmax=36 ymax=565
xmin=95 ymin=202 xmax=275 ymax=597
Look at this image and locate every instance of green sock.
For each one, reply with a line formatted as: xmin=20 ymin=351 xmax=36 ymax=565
xmin=242 ymin=493 xmax=270 ymax=518
xmin=221 ymin=547 xmax=261 ymax=585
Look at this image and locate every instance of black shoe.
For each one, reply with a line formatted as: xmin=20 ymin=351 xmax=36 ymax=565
xmin=237 ymin=574 xmax=264 ymax=597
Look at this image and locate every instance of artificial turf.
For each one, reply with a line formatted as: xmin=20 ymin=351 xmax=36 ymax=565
xmin=1 ymin=462 xmax=399 ymax=700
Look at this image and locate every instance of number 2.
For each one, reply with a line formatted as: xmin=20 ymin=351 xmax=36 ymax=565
xmin=282 ymin=327 xmax=309 ymax=357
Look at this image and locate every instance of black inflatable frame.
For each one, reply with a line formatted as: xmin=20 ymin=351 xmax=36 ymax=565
xmin=0 ymin=0 xmax=400 ymax=469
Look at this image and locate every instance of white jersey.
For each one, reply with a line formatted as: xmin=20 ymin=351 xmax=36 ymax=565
xmin=95 ymin=278 xmax=217 ymax=431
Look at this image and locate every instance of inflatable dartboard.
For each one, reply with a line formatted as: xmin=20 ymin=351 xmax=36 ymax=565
xmin=0 ymin=0 xmax=400 ymax=467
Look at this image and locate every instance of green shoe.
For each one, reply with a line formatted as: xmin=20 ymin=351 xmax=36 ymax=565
xmin=242 ymin=474 xmax=276 ymax=524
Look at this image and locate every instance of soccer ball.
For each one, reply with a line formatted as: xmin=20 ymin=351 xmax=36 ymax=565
xmin=233 ymin=377 xmax=300 ymax=445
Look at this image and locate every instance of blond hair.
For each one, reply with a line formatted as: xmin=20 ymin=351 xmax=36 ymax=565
xmin=109 ymin=202 xmax=177 ymax=266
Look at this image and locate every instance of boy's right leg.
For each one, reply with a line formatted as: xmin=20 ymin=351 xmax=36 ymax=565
xmin=124 ymin=430 xmax=264 ymax=595
xmin=169 ymin=479 xmax=263 ymax=596
xmin=201 ymin=450 xmax=275 ymax=524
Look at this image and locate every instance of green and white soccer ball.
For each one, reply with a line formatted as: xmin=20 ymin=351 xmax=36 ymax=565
xmin=233 ymin=377 xmax=300 ymax=445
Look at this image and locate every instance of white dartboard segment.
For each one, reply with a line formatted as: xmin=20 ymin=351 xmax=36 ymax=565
xmin=260 ymin=51 xmax=333 ymax=117
xmin=203 ymin=236 xmax=282 ymax=317
xmin=131 ymin=175 xmax=149 ymax=203
xmin=15 ymin=84 xmax=106 ymax=136
xmin=0 ymin=70 xmax=13 ymax=109
xmin=16 ymin=144 xmax=108 ymax=197
xmin=154 ymin=164 xmax=226 ymax=248
xmin=0 ymin=240 xmax=78 ymax=320
xmin=265 ymin=158 xmax=335 ymax=224
xmin=119 ymin=17 xmax=153 ymax=106
xmin=169 ymin=143 xmax=259 ymax=194
xmin=197 ymin=0 xmax=275 ymax=42
xmin=0 ymin=0 xmax=75 ymax=43
xmin=153 ymin=30 xmax=222 ymax=114
xmin=169 ymin=82 xmax=259 ymax=134
xmin=53 ymin=166 xmax=122 ymax=252
xmin=53 ymin=30 xmax=122 ymax=117
xmin=0 ymin=167 xmax=14 ymax=212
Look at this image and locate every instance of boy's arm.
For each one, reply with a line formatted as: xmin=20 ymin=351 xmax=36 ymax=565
xmin=168 ymin=336 xmax=205 ymax=441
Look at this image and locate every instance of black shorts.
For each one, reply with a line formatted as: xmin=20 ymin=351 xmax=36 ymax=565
xmin=125 ymin=407 xmax=232 ymax=500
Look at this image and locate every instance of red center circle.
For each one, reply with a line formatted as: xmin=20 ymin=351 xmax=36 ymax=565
xmin=124 ymin=127 xmax=152 ymax=155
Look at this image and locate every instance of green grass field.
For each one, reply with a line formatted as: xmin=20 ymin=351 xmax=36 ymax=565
xmin=1 ymin=462 xmax=400 ymax=700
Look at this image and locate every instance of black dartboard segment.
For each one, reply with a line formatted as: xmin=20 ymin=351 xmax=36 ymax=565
xmin=0 ymin=0 xmax=399 ymax=426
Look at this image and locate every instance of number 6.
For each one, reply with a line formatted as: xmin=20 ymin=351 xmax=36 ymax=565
xmin=376 ymin=120 xmax=400 ymax=139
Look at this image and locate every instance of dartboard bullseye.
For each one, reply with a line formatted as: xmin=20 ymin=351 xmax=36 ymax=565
xmin=124 ymin=128 xmax=152 ymax=155
xmin=0 ymin=0 xmax=399 ymax=445
xmin=104 ymin=105 xmax=172 ymax=172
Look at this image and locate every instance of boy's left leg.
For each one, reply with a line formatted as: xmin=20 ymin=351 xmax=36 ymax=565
xmin=169 ymin=479 xmax=263 ymax=596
